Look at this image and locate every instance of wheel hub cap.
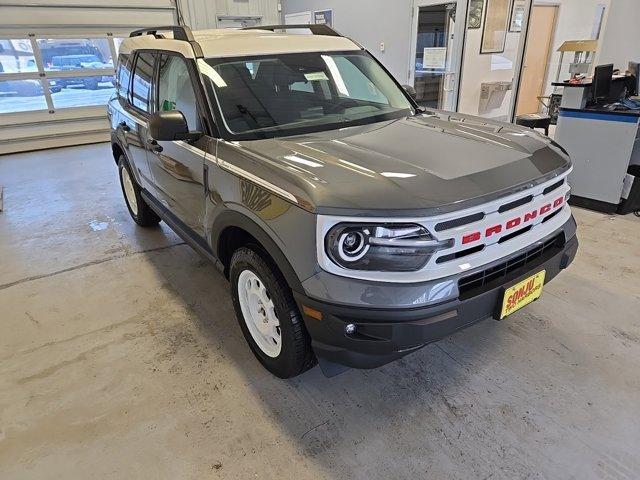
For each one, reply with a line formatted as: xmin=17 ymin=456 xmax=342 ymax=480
xmin=121 ymin=166 xmax=138 ymax=216
xmin=237 ymin=270 xmax=281 ymax=357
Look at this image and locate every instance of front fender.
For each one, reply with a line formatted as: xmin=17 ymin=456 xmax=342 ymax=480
xmin=210 ymin=207 xmax=312 ymax=293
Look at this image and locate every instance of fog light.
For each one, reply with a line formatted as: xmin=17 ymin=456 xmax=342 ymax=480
xmin=345 ymin=323 xmax=356 ymax=335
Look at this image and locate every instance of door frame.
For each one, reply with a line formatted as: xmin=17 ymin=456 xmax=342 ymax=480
xmin=507 ymin=0 xmax=535 ymax=121
xmin=515 ymin=2 xmax=559 ymax=115
xmin=408 ymin=0 xmax=469 ymax=112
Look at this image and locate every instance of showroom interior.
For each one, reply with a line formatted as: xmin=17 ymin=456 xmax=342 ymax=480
xmin=0 ymin=0 xmax=638 ymax=479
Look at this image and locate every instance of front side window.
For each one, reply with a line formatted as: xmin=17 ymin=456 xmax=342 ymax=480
xmin=157 ymin=54 xmax=198 ymax=131
xmin=131 ymin=52 xmax=155 ymax=112
xmin=199 ymin=50 xmax=413 ymax=140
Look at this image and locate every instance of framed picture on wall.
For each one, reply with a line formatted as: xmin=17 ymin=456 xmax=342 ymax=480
xmin=468 ymin=0 xmax=485 ymax=29
xmin=480 ymin=0 xmax=511 ymax=54
xmin=509 ymin=0 xmax=527 ymax=32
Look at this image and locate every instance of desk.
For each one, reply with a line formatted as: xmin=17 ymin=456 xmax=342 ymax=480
xmin=551 ymin=75 xmax=629 ymax=109
xmin=555 ymin=107 xmax=640 ymax=213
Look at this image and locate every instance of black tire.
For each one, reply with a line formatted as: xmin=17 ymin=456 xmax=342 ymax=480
xmin=230 ymin=247 xmax=316 ymax=378
xmin=117 ymin=156 xmax=161 ymax=227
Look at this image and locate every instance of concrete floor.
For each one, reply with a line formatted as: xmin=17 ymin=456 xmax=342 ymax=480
xmin=1 ymin=143 xmax=639 ymax=480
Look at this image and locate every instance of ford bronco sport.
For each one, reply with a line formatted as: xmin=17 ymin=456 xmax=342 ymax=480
xmin=108 ymin=25 xmax=578 ymax=378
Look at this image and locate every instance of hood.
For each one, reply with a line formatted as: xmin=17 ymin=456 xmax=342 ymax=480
xmin=235 ymin=111 xmax=571 ymax=216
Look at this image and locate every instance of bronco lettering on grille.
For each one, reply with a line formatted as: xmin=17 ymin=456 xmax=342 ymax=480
xmin=461 ymin=196 xmax=564 ymax=245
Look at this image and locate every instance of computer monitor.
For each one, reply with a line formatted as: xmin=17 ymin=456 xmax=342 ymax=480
xmin=593 ymin=64 xmax=614 ymax=103
xmin=628 ymin=61 xmax=640 ymax=96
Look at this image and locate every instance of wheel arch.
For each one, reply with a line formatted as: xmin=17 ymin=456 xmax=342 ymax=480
xmin=212 ymin=210 xmax=304 ymax=294
xmin=111 ymin=138 xmax=125 ymax=165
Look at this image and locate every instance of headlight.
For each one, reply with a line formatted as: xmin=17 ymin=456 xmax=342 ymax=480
xmin=325 ymin=223 xmax=452 ymax=272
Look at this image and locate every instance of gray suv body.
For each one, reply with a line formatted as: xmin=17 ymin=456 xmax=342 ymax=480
xmin=108 ymin=26 xmax=578 ymax=377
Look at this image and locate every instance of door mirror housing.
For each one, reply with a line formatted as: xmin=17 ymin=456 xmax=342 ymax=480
xmin=149 ymin=110 xmax=201 ymax=141
xmin=402 ymin=84 xmax=418 ymax=101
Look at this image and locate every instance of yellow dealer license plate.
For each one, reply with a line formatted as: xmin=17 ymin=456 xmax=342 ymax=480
xmin=499 ymin=270 xmax=546 ymax=319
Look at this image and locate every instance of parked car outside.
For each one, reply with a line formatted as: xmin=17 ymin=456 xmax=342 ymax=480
xmin=51 ymin=54 xmax=114 ymax=89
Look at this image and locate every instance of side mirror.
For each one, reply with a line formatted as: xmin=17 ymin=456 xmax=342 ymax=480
xmin=149 ymin=110 xmax=195 ymax=141
xmin=402 ymin=84 xmax=418 ymax=101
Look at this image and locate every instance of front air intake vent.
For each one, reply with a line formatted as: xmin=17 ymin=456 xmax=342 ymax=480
xmin=543 ymin=179 xmax=564 ymax=196
xmin=435 ymin=212 xmax=485 ymax=232
xmin=458 ymin=234 xmax=564 ymax=299
xmin=498 ymin=195 xmax=533 ymax=213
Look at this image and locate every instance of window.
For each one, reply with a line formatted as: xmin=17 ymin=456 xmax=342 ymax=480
xmin=201 ymin=51 xmax=412 ymax=139
xmin=116 ymin=53 xmax=132 ymax=99
xmin=131 ymin=52 xmax=155 ymax=112
xmin=0 ymin=39 xmax=37 ymax=73
xmin=38 ymin=38 xmax=113 ymax=71
xmin=157 ymin=54 xmax=198 ymax=130
xmin=0 ymin=34 xmax=119 ymax=116
xmin=50 ymin=75 xmax=116 ymax=109
xmin=332 ymin=57 xmax=389 ymax=104
xmin=0 ymin=79 xmax=47 ymax=113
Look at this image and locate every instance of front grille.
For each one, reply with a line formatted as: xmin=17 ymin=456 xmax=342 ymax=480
xmin=458 ymin=233 xmax=565 ymax=299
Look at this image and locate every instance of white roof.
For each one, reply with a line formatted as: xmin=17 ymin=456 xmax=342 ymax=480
xmin=119 ymin=28 xmax=361 ymax=59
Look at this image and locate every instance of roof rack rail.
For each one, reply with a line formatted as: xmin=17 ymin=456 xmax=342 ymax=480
xmin=242 ymin=24 xmax=342 ymax=37
xmin=128 ymin=25 xmax=203 ymax=58
xmin=129 ymin=25 xmax=195 ymax=42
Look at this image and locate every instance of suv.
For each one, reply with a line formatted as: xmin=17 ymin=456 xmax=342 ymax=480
xmin=108 ymin=25 xmax=578 ymax=378
xmin=51 ymin=54 xmax=113 ymax=89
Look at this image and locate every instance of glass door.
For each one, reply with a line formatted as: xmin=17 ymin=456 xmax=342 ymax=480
xmin=410 ymin=0 xmax=466 ymax=111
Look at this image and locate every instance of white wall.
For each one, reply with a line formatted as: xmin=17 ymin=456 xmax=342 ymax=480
xmin=179 ymin=0 xmax=281 ymax=30
xmin=282 ymin=0 xmax=414 ymax=83
xmin=598 ymin=0 xmax=640 ymax=70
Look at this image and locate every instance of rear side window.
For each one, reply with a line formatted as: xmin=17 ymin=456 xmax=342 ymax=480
xmin=131 ymin=52 xmax=155 ymax=112
xmin=116 ymin=53 xmax=132 ymax=100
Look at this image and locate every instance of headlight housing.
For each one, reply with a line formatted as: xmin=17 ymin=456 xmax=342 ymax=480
xmin=325 ymin=223 xmax=451 ymax=272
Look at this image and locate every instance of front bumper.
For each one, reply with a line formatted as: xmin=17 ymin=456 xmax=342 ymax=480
xmin=294 ymin=220 xmax=578 ymax=373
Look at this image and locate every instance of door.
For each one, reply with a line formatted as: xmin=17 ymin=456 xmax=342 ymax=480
xmin=147 ymin=53 xmax=210 ymax=237
xmin=409 ymin=0 xmax=466 ymax=111
xmin=516 ymin=5 xmax=557 ymax=115
xmin=121 ymin=51 xmax=156 ymax=191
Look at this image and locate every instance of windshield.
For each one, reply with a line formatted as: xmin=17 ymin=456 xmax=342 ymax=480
xmin=199 ymin=50 xmax=414 ymax=140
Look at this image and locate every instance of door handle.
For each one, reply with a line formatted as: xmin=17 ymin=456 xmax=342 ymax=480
xmin=118 ymin=121 xmax=130 ymax=132
xmin=443 ymin=72 xmax=456 ymax=92
xmin=147 ymin=138 xmax=163 ymax=153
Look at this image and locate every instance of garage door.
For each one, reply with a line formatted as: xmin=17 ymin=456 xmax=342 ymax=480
xmin=0 ymin=0 xmax=177 ymax=154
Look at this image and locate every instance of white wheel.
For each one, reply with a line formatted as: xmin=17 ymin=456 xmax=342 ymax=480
xmin=120 ymin=165 xmax=138 ymax=216
xmin=237 ymin=269 xmax=282 ymax=358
